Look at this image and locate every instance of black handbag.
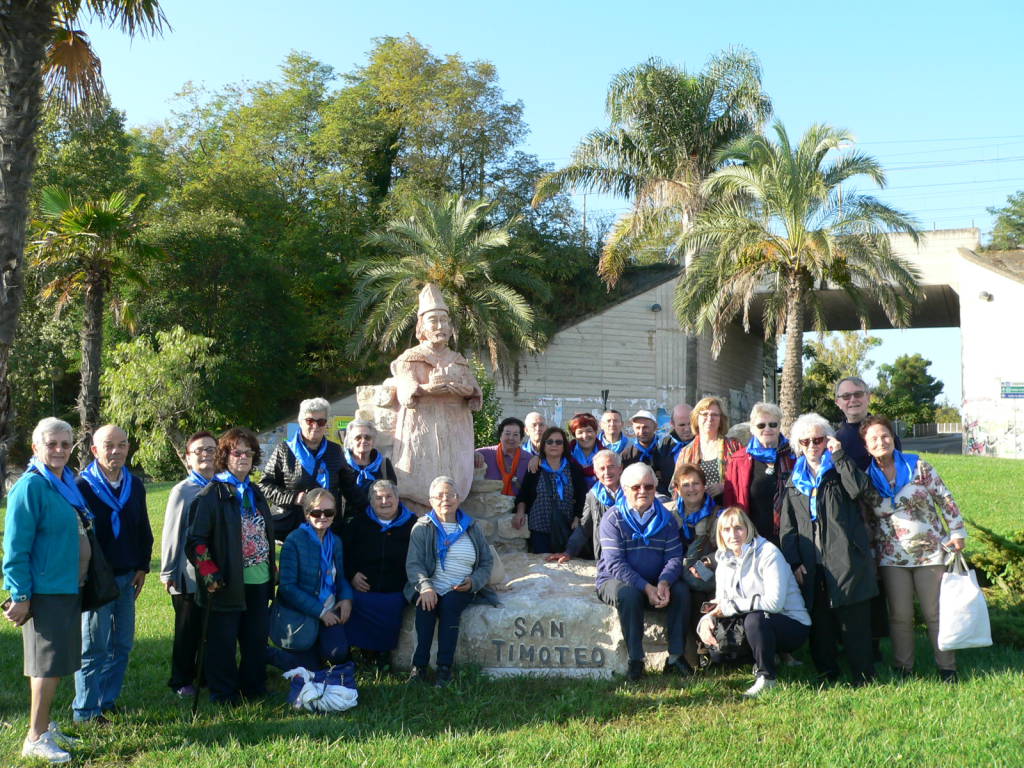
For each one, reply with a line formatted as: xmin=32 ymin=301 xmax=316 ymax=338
xmin=710 ymin=614 xmax=752 ymax=663
xmin=77 ymin=509 xmax=121 ymax=612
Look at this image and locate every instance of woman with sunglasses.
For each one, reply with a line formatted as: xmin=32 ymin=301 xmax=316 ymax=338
xmin=723 ymin=402 xmax=795 ymax=545
xmin=779 ymin=413 xmax=877 ymax=686
xmin=270 ymin=489 xmax=353 ymax=671
xmin=187 ymin=428 xmax=276 ymax=704
xmin=513 ymin=426 xmax=588 ymax=554
xmin=259 ymin=398 xmax=345 ymax=541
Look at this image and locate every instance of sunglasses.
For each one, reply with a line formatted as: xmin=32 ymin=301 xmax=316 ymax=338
xmin=544 ymin=439 xmax=564 ymax=446
xmin=629 ymin=483 xmax=656 ymax=492
xmin=229 ymin=449 xmax=255 ymax=458
xmin=754 ymin=422 xmax=779 ymax=430
xmin=837 ymin=390 xmax=866 ymax=401
xmin=798 ymin=436 xmax=827 ymax=447
xmin=308 ymin=508 xmax=336 ymax=519
xmin=304 ymin=417 xmax=328 ymax=427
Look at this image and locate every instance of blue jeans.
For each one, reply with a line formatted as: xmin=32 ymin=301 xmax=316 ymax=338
xmin=74 ymin=572 xmax=137 ymax=721
xmin=413 ymin=590 xmax=473 ymax=668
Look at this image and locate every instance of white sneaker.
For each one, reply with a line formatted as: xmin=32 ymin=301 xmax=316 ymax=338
xmin=21 ymin=731 xmax=72 ymax=763
xmin=743 ymin=675 xmax=778 ymax=698
xmin=48 ymin=721 xmax=80 ymax=748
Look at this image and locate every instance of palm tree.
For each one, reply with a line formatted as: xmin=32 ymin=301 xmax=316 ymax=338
xmin=531 ymin=48 xmax=772 ymax=286
xmin=673 ymin=122 xmax=923 ymax=429
xmin=344 ymin=194 xmax=547 ymax=376
xmin=0 ymin=0 xmax=166 ymax=478
xmin=32 ymin=186 xmax=155 ymax=464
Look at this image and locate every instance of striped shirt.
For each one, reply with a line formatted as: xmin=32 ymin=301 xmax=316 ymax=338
xmin=431 ymin=522 xmax=476 ymax=595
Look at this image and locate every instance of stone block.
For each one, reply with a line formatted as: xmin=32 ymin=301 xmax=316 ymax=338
xmin=461 ymin=491 xmax=512 ymax=521
xmin=495 ymin=513 xmax=530 ymax=541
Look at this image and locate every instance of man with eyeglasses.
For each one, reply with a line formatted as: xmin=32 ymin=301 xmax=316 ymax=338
xmin=74 ymin=424 xmax=153 ymax=724
xmin=160 ymin=430 xmax=218 ymax=697
xmin=596 ymin=463 xmax=693 ymax=682
xmin=834 ymin=377 xmax=900 ymax=471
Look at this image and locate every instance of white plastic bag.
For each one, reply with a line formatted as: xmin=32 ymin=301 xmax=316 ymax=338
xmin=937 ymin=553 xmax=992 ymax=651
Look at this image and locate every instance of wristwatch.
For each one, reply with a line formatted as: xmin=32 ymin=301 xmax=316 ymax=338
xmin=11 ymin=594 xmax=29 ymax=603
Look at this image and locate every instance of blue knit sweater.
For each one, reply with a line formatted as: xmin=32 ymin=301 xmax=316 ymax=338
xmin=596 ymin=506 xmax=683 ymax=592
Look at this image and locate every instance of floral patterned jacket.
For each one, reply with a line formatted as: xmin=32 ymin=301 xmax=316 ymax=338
xmin=870 ymin=459 xmax=966 ymax=567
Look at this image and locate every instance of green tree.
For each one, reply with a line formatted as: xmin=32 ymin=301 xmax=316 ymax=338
xmin=101 ymin=326 xmax=227 ymax=479
xmin=674 ymin=122 xmax=923 ymax=428
xmin=986 ymin=191 xmax=1024 ymax=250
xmin=32 ymin=186 xmax=156 ymax=464
xmin=470 ymin=358 xmax=501 ymax=449
xmin=873 ymin=353 xmax=944 ymax=426
xmin=0 ymin=0 xmax=166 ymax=485
xmin=531 ymin=49 xmax=772 ymax=285
xmin=345 ymin=194 xmax=547 ymax=375
xmin=934 ymin=401 xmax=962 ymax=424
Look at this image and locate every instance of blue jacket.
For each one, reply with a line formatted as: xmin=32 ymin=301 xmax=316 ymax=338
xmin=3 ymin=473 xmax=82 ymax=599
xmin=270 ymin=527 xmax=353 ymax=651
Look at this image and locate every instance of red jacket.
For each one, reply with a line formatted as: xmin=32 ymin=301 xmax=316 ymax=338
xmin=723 ymin=446 xmax=796 ymax=538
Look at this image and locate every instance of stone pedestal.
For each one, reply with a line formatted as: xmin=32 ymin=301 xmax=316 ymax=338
xmin=393 ymin=553 xmax=673 ymax=679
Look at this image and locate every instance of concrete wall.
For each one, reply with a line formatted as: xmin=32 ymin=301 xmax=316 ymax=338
xmin=890 ymin=228 xmax=980 ymax=290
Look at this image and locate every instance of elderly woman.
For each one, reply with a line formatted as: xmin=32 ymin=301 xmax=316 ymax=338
xmin=697 ymin=507 xmax=810 ymax=697
xmin=513 ymin=426 xmax=588 ymax=554
xmin=259 ymin=398 xmax=344 ymax=541
xmin=474 ymin=417 xmax=529 ymax=497
xmin=779 ymin=413 xmax=877 ymax=685
xmin=270 ymin=489 xmax=353 ymax=671
xmin=406 ymin=476 xmax=495 ymax=687
xmin=160 ymin=430 xmax=217 ymax=696
xmin=3 ymin=418 xmax=88 ymax=762
xmin=338 ymin=419 xmax=397 ymax=521
xmin=597 ymin=463 xmax=692 ymax=681
xmin=861 ymin=415 xmax=966 ymax=682
xmin=723 ymin=402 xmax=795 ymax=545
xmin=568 ymin=412 xmax=601 ymax=488
xmin=187 ymin=427 xmax=276 ymax=704
xmin=343 ymin=479 xmax=415 ymax=672
xmin=670 ymin=463 xmax=720 ymax=568
xmin=678 ymin=396 xmax=742 ymax=500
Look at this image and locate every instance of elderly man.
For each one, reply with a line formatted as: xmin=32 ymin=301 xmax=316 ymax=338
xmin=596 ymin=463 xmax=692 ymax=681
xmin=74 ymin=424 xmax=153 ymax=724
xmin=621 ymin=410 xmax=659 ymax=470
xmin=834 ymin=377 xmax=901 ymax=471
xmin=548 ymin=449 xmax=625 ymax=563
xmin=599 ymin=410 xmax=632 ymax=455
xmin=654 ymin=404 xmax=693 ymax=494
xmin=521 ymin=412 xmax=546 ymax=456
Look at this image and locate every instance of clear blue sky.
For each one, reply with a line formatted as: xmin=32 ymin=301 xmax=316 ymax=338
xmin=82 ymin=0 xmax=1024 ymax=405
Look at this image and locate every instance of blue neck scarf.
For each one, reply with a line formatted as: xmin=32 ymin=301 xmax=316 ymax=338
xmin=633 ymin=439 xmax=656 ymax=463
xmin=746 ymin=434 xmax=790 ymax=465
xmin=427 ymin=509 xmax=473 ymax=567
xmin=215 ymin=471 xmax=256 ymax=515
xmin=345 ymin=448 xmax=383 ymax=488
xmin=365 ymin=503 xmax=414 ymax=533
xmin=540 ymin=457 xmax=569 ymax=500
xmin=289 ymin=435 xmax=330 ymax=489
xmin=300 ymin=522 xmax=335 ymax=605
xmin=592 ymin=483 xmax=625 ymax=509
xmin=791 ymin=451 xmax=835 ymax=522
xmin=81 ymin=460 xmax=133 ymax=538
xmin=676 ymin=494 xmax=717 ymax=544
xmin=868 ymin=450 xmax=920 ymax=501
xmin=522 ymin=440 xmax=542 ymax=456
xmin=187 ymin=470 xmax=211 ymax=488
xmin=619 ymin=498 xmax=671 ymax=545
xmin=571 ymin=441 xmax=598 ymax=468
xmin=665 ymin=432 xmax=694 ymax=463
xmin=27 ymin=457 xmax=91 ymax=519
xmin=601 ymin=434 xmax=632 ymax=454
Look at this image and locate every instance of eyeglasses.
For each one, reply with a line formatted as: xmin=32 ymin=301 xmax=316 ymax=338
xmin=191 ymin=446 xmax=215 ymax=455
xmin=544 ymin=438 xmax=564 ymax=446
xmin=837 ymin=390 xmax=867 ymax=401
xmin=798 ymin=436 xmax=827 ymax=447
xmin=229 ymin=449 xmax=255 ymax=458
xmin=754 ymin=422 xmax=779 ymax=430
xmin=677 ymin=480 xmax=704 ymax=489
xmin=629 ymin=483 xmax=656 ymax=492
xmin=352 ymin=434 xmax=373 ymax=442
xmin=44 ymin=441 xmax=72 ymax=450
xmin=304 ymin=417 xmax=328 ymax=427
xmin=699 ymin=411 xmax=721 ymax=419
xmin=308 ymin=508 xmax=336 ymax=519
xmin=431 ymin=491 xmax=457 ymax=500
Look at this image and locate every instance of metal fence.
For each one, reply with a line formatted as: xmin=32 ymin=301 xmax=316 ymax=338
xmin=896 ymin=422 xmax=961 ymax=438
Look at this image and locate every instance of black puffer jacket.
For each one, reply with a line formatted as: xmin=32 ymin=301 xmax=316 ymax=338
xmin=342 ymin=508 xmax=415 ymax=593
xmin=258 ymin=440 xmax=344 ymax=540
xmin=779 ymin=448 xmax=878 ymax=610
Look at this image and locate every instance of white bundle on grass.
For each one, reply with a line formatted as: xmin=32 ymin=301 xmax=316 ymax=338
xmin=283 ymin=667 xmax=359 ymax=713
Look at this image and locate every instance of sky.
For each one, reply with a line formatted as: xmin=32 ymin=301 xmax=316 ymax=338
xmin=79 ymin=0 xmax=1024 ymax=405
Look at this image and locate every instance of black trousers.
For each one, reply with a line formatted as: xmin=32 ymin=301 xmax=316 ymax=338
xmin=168 ymin=592 xmax=203 ymax=689
xmin=597 ymin=579 xmax=689 ymax=662
xmin=810 ymin=572 xmax=875 ymax=683
xmin=743 ymin=611 xmax=810 ymax=679
xmin=413 ymin=590 xmax=474 ymax=668
xmin=204 ymin=581 xmax=272 ymax=702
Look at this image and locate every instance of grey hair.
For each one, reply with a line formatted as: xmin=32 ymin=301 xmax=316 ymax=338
xmin=749 ymin=401 xmax=783 ymax=424
xmin=301 ymin=488 xmax=336 ymax=515
xmin=344 ymin=419 xmax=377 ymax=450
xmin=834 ymin=376 xmax=870 ymax=397
xmin=620 ymin=462 xmax=655 ymax=488
xmin=429 ymin=475 xmax=458 ymax=499
xmin=790 ymin=413 xmax=836 ymax=457
xmin=298 ymin=397 xmax=331 ymax=420
xmin=32 ymin=417 xmax=73 ymax=447
xmin=370 ymin=478 xmax=398 ymax=497
xmin=593 ymin=449 xmax=621 ymax=467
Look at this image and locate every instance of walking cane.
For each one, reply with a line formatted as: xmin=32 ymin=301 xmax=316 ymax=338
xmin=192 ymin=592 xmax=213 ymax=717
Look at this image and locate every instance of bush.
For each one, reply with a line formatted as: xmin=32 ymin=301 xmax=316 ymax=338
xmin=470 ymin=358 xmax=501 ymax=449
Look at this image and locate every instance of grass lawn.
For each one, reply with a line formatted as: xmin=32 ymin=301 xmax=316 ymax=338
xmin=2 ymin=453 xmax=1023 ymax=767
